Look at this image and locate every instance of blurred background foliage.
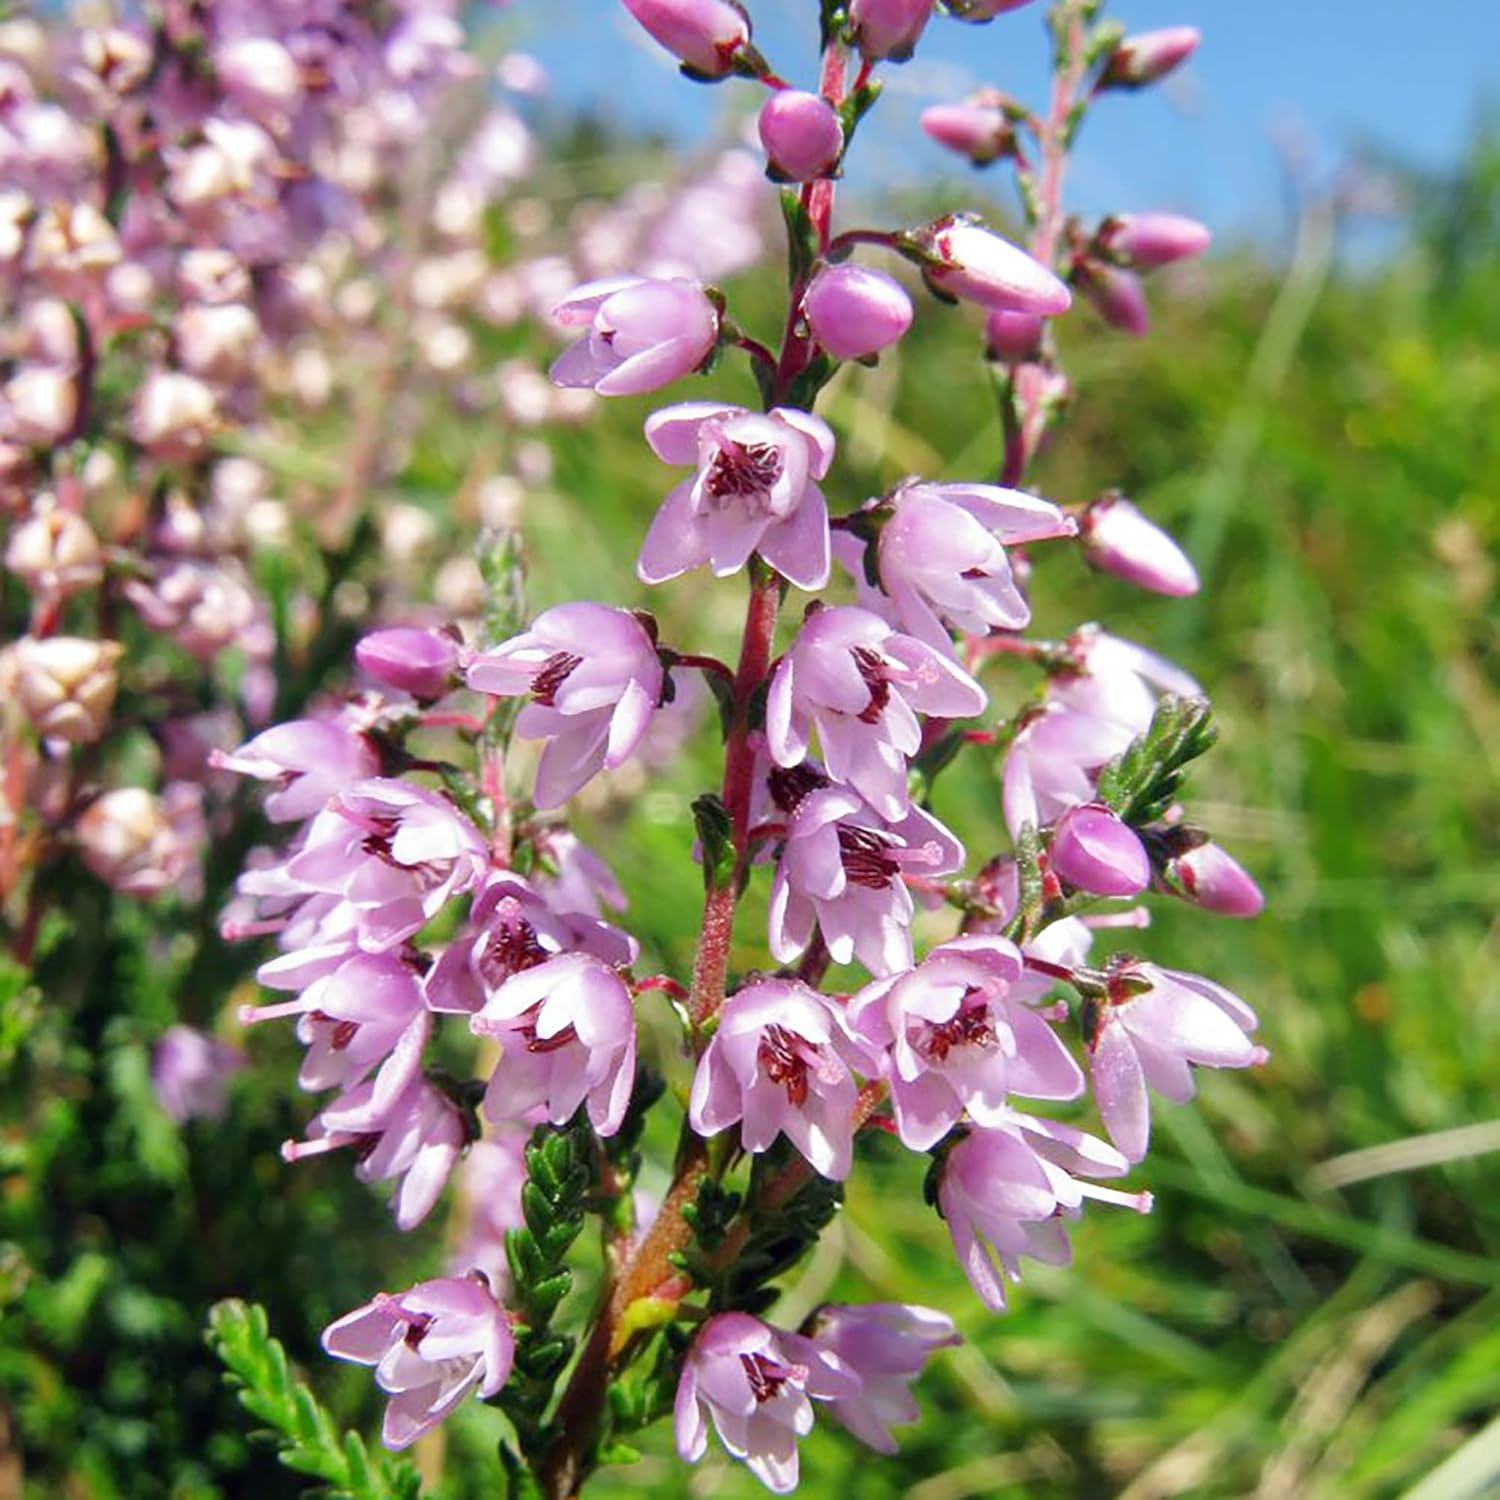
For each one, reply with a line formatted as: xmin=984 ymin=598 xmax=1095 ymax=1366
xmin=2 ymin=104 xmax=1497 ymax=1500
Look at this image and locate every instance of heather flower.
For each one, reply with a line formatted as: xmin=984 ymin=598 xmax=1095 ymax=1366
xmin=550 ymin=276 xmax=718 ymax=397
xmin=857 ymin=479 xmax=1074 ymax=649
xmin=467 ymin=603 xmax=664 ymax=809
xmin=74 ymin=786 xmax=196 ymax=898
xmin=448 ymin=1128 xmax=531 ymax=1287
xmin=1104 ymin=212 xmax=1212 ymax=270
xmin=920 ymin=100 xmax=1012 ymax=165
xmin=1161 ymin=838 xmax=1265 ymax=918
xmin=1101 ymin=26 xmax=1201 ymax=89
xmin=211 ymin=718 xmax=380 ymax=823
xmin=3 ymin=364 xmax=77 ymax=444
xmin=532 ymin=828 xmax=629 ymax=918
xmin=11 ymin=635 xmax=122 ymax=743
xmin=241 ymin=951 xmax=431 ymax=1104
xmin=944 ymin=0 xmax=1038 ymax=17
xmin=470 ymin=952 xmax=637 ymax=1136
xmin=1048 ymin=802 xmax=1150 ymax=897
xmin=848 ymin=934 xmax=1083 ymax=1149
xmin=125 ymin=559 xmax=257 ymax=659
xmin=807 ymin=1303 xmax=958 ymax=1453
xmin=847 ymin=0 xmax=934 ymax=63
xmin=766 ymin=604 xmax=985 ymax=817
xmin=152 ymin=1025 xmax=244 ymax=1124
xmin=1088 ymin=961 xmax=1267 ymax=1162
xmin=1078 ymin=493 xmax=1199 ymax=596
xmin=322 ymin=1275 xmax=514 ymax=1451
xmin=4 ymin=508 xmax=102 ymax=600
xmin=803 ymin=264 xmax=913 ymax=361
xmin=130 ymin=370 xmax=218 ymax=457
xmin=638 ymin=401 xmax=835 ymax=590
xmin=675 ymin=1312 xmax=859 ymax=1493
xmin=938 ymin=1112 xmax=1151 ymax=1311
xmin=767 ymin=767 xmax=964 ymax=976
xmin=984 ymin=307 xmax=1045 ymax=361
xmin=758 ymin=90 xmax=843 ymax=182
xmin=622 ymin=0 xmax=752 ymax=80
xmin=1077 ymin=262 xmax=1150 ymax=337
xmin=427 ymin=872 xmax=638 ymax=1015
xmin=355 ymin=626 xmax=463 ymax=701
xmin=285 ymin=1077 xmax=468 ymax=1230
xmin=913 ymin=217 xmax=1070 ymax=314
xmin=689 ymin=978 xmax=867 ymax=1179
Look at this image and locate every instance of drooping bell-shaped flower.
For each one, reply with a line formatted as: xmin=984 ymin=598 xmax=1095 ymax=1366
xmin=675 ymin=1312 xmax=860 ymax=1494
xmin=806 ymin=1302 xmax=959 ymax=1454
xmin=212 ymin=716 xmax=380 ymax=822
xmin=758 ymin=89 xmax=843 ymax=181
xmin=637 ymin=402 xmax=835 ymax=590
xmin=622 ymin=0 xmax=752 ymax=80
xmin=1078 ymin=492 xmax=1199 ymax=596
xmin=467 ymin=603 xmax=664 ymax=809
xmin=1087 ymin=960 xmax=1267 ymax=1162
xmin=470 ymin=952 xmax=637 ymax=1136
xmin=849 ymin=934 xmax=1082 ymax=1149
xmin=690 ymin=978 xmax=868 ymax=1179
xmin=355 ymin=627 xmax=464 ymax=701
xmin=847 ymin=0 xmax=934 ymax=62
xmin=1103 ymin=212 xmax=1212 ymax=270
xmin=323 ymin=1274 xmax=514 ymax=1451
xmin=1100 ymin=26 xmax=1200 ymax=89
xmin=549 ymin=276 xmax=719 ymax=396
xmin=803 ymin=264 xmax=912 ymax=360
xmin=767 ymin=604 xmax=985 ymax=817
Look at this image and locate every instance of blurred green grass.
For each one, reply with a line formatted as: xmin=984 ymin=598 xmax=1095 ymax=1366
xmin=432 ymin=142 xmax=1499 ymax=1500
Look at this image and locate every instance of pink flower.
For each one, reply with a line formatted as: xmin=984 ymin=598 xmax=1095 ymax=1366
xmin=549 ymin=276 xmax=718 ymax=396
xmin=690 ymin=978 xmax=867 ymax=1179
xmin=622 ymin=0 xmax=751 ymax=79
xmin=984 ymin=308 xmax=1044 ymax=361
xmin=920 ymin=100 xmax=1011 ymax=165
xmin=448 ymin=1128 xmax=531 ymax=1287
xmin=467 ymin=603 xmax=663 ymax=809
xmin=426 ymin=871 xmax=638 ymax=1015
xmin=284 ymin=1078 xmax=468 ymax=1230
xmin=1161 ymin=838 xmax=1264 ymax=918
xmin=767 ymin=766 xmax=964 ymax=976
xmin=1078 ymin=262 xmax=1150 ymax=336
xmin=1104 ymin=212 xmax=1212 ymax=270
xmin=355 ymin=627 xmax=464 ymax=700
xmin=471 ymin=953 xmax=637 ymax=1136
xmin=1101 ymin=26 xmax=1200 ymax=89
xmin=938 ymin=1112 xmax=1151 ymax=1311
xmin=675 ymin=1312 xmax=859 ymax=1493
xmin=944 ymin=0 xmax=1037 ymax=16
xmin=1048 ymin=802 xmax=1151 ymax=897
xmin=914 ymin=217 xmax=1070 ymax=314
xmin=758 ymin=90 xmax=843 ymax=181
xmin=1078 ymin=493 xmax=1199 ymax=596
xmin=807 ymin=1303 xmax=958 ymax=1453
xmin=637 ymin=402 xmax=835 ymax=590
xmin=854 ymin=480 xmax=1074 ymax=649
xmin=803 ymin=264 xmax=913 ymax=361
xmin=1088 ymin=961 xmax=1267 ymax=1162
xmin=847 ymin=0 xmax=934 ymax=62
xmin=152 ymin=1025 xmax=244 ymax=1124
xmin=767 ymin=605 xmax=985 ymax=817
xmin=849 ymin=934 xmax=1082 ymax=1150
xmin=322 ymin=1275 xmax=514 ymax=1451
xmin=211 ymin=717 xmax=379 ymax=823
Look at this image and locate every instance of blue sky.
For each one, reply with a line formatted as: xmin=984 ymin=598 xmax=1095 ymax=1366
xmin=515 ymin=0 xmax=1497 ymax=250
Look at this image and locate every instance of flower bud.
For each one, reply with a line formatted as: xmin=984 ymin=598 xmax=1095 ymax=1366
xmin=550 ymin=276 xmax=718 ymax=397
xmin=1077 ymin=262 xmax=1149 ymax=336
xmin=621 ymin=0 xmax=751 ymax=80
xmin=920 ymin=101 xmax=1012 ymax=166
xmin=1049 ymin=803 xmax=1149 ymax=896
xmin=1100 ymin=26 xmax=1200 ymax=89
xmin=74 ymin=787 xmax=188 ymax=898
xmin=13 ymin=635 xmax=123 ymax=743
xmin=1104 ymin=212 xmax=1211 ymax=270
xmin=758 ymin=90 xmax=843 ymax=182
xmin=848 ymin=0 xmax=934 ymax=62
xmin=1079 ymin=494 xmax=1198 ymax=596
xmin=130 ymin=370 xmax=217 ymax=455
xmin=4 ymin=364 xmax=77 ymax=444
xmin=983 ymin=308 xmax=1044 ymax=362
xmin=356 ymin=627 xmax=462 ymax=701
xmin=174 ymin=302 xmax=259 ymax=381
xmin=22 ymin=299 xmax=78 ymax=365
xmin=27 ymin=201 xmax=120 ymax=285
xmin=213 ymin=36 xmax=303 ymax=121
xmin=5 ymin=507 xmax=102 ymax=599
xmin=943 ymin=0 xmax=1037 ymax=19
xmin=913 ymin=218 xmax=1070 ymax=315
xmin=1163 ymin=840 xmax=1264 ymax=918
xmin=804 ymin=264 xmax=913 ymax=360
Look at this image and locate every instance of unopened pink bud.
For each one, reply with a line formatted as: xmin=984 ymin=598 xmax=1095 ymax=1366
xmin=758 ymin=90 xmax=843 ymax=182
xmin=920 ymin=101 xmax=1011 ymax=165
xmin=1077 ymin=262 xmax=1149 ymax=337
xmin=1079 ymin=494 xmax=1198 ymax=596
xmin=1101 ymin=26 xmax=1200 ymax=89
xmin=356 ymin=627 xmax=462 ymax=701
xmin=848 ymin=0 xmax=934 ymax=62
xmin=1106 ymin=212 xmax=1211 ymax=270
xmin=984 ymin=308 xmax=1044 ymax=362
xmin=621 ymin=0 xmax=750 ymax=80
xmin=1165 ymin=842 xmax=1264 ymax=918
xmin=944 ymin=0 xmax=1037 ymax=19
xmin=1049 ymin=803 xmax=1150 ymax=896
xmin=916 ymin=218 xmax=1070 ymax=315
xmin=804 ymin=264 xmax=912 ymax=360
